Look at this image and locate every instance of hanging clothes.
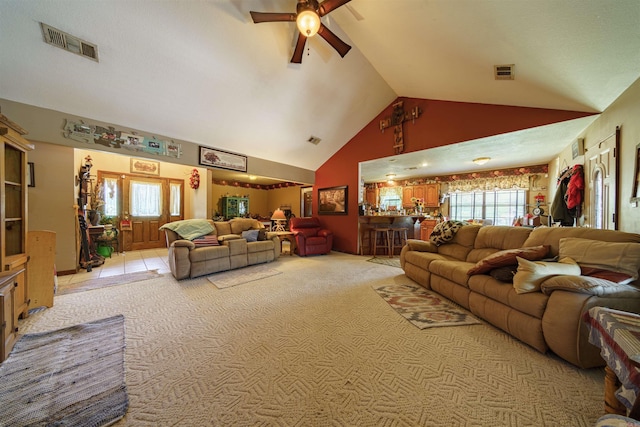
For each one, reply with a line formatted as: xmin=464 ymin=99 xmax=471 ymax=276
xmin=566 ymin=164 xmax=584 ymax=210
xmin=550 ymin=175 xmax=575 ymax=226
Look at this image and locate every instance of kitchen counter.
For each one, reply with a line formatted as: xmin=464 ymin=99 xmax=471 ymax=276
xmin=358 ymin=215 xmax=437 ymax=256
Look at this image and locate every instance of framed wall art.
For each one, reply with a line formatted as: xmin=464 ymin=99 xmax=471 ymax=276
xmin=318 ymin=185 xmax=348 ymax=215
xmin=199 ymin=146 xmax=247 ymax=172
xmin=632 ymin=142 xmax=640 ymax=205
xmin=27 ymin=162 xmax=35 ymax=187
xmin=130 ymin=158 xmax=160 ymax=176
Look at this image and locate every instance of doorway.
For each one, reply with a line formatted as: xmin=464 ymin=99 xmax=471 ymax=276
xmin=98 ymin=171 xmax=184 ymax=251
xmin=301 ymin=187 xmax=313 ymax=217
xmin=586 ymin=128 xmax=619 ymax=230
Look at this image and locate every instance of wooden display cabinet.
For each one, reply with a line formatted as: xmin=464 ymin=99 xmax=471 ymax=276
xmin=0 ymin=113 xmax=33 ymax=362
xmin=221 ymin=196 xmax=249 ymax=220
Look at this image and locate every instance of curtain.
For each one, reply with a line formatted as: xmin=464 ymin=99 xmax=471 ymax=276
xmin=170 ymin=183 xmax=181 ymax=216
xmin=131 ymin=181 xmax=161 ymax=216
xmin=447 ymin=175 xmax=531 ymax=192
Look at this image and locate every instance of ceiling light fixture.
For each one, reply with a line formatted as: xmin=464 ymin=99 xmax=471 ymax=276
xmin=296 ymin=6 xmax=320 ymax=37
xmin=386 ymin=173 xmax=396 ymax=183
xmin=473 ymin=157 xmax=491 ymax=165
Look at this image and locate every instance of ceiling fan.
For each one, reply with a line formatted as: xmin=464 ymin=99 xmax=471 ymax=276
xmin=250 ymin=0 xmax=352 ymax=64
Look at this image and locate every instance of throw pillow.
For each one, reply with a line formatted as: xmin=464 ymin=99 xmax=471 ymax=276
xmin=580 ymin=266 xmax=633 ymax=284
xmin=257 ymin=228 xmax=267 ymax=241
xmin=467 ymin=245 xmax=549 ymax=275
xmin=489 ymin=265 xmax=518 ymax=283
xmin=192 ymin=235 xmax=219 ymax=247
xmin=241 ymin=230 xmax=259 ymax=242
xmin=513 ymin=257 xmax=581 ymax=294
xmin=429 ymin=220 xmax=467 ymax=246
xmin=559 ymin=238 xmax=640 ymax=280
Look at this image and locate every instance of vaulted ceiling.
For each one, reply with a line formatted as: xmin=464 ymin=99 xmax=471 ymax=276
xmin=1 ymin=0 xmax=639 ymax=182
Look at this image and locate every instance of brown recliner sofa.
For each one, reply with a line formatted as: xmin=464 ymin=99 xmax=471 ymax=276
xmin=400 ymin=224 xmax=640 ymax=368
xmin=163 ymin=218 xmax=280 ymax=280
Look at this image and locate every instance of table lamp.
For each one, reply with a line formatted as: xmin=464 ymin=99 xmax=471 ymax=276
xmin=271 ymin=208 xmax=287 ymax=232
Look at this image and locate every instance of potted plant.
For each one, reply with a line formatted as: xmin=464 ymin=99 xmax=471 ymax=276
xmin=100 ymin=216 xmax=114 ymax=231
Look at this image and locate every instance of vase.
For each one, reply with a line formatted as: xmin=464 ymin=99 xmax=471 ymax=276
xmin=87 ymin=210 xmax=100 ymax=226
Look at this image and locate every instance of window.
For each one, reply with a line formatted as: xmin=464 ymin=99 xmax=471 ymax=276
xmin=170 ymin=182 xmax=181 ymax=216
xmin=594 ymin=169 xmax=603 ymax=229
xmin=130 ymin=181 xmax=161 ymax=216
xmin=103 ymin=177 xmax=119 ymax=217
xmin=379 ymin=187 xmax=402 ymax=210
xmin=450 ymin=189 xmax=526 ymax=225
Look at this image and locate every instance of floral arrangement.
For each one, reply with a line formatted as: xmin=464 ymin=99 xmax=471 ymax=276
xmin=411 ymin=197 xmax=424 ymax=212
xmin=189 ymin=169 xmax=200 ymax=189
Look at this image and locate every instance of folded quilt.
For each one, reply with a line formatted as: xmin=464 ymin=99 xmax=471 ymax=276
xmin=160 ymin=219 xmax=215 ymax=240
xmin=541 ymin=275 xmax=640 ymax=297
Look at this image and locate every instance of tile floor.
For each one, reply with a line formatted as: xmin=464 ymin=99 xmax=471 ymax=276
xmin=57 ymin=248 xmax=171 ymax=285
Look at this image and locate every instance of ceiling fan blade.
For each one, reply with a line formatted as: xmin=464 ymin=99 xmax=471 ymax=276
xmin=317 ymin=23 xmax=351 ymax=57
xmin=290 ymin=33 xmax=307 ymax=64
xmin=318 ymin=0 xmax=351 ymax=16
xmin=250 ymin=11 xmax=296 ymax=23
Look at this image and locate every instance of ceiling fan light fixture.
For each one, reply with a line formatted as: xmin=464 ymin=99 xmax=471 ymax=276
xmin=296 ymin=9 xmax=320 ymax=37
xmin=473 ymin=157 xmax=491 ymax=165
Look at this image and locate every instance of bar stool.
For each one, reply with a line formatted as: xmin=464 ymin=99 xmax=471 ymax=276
xmin=388 ymin=227 xmax=408 ymax=258
xmin=372 ymin=227 xmax=391 ymax=257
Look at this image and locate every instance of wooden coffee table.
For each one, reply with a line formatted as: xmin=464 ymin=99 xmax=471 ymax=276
xmin=274 ymin=231 xmax=297 ymax=256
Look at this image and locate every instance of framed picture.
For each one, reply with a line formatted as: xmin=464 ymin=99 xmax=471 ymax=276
xmin=130 ymin=158 xmax=160 ymax=176
xmin=318 ymin=185 xmax=348 ymax=215
xmin=199 ymin=146 xmax=247 ymax=172
xmin=632 ymin=142 xmax=640 ymax=204
xmin=27 ymin=162 xmax=35 ymax=187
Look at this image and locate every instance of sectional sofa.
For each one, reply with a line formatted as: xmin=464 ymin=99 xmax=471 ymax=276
xmin=162 ymin=218 xmax=280 ymax=280
xmin=400 ymin=223 xmax=640 ymax=368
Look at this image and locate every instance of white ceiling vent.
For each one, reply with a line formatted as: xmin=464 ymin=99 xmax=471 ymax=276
xmin=307 ymin=136 xmax=321 ymax=145
xmin=494 ymin=64 xmax=514 ymax=80
xmin=40 ymin=23 xmax=99 ymax=62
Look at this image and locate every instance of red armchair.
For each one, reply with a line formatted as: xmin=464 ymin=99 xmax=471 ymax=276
xmin=289 ymin=217 xmax=333 ymax=256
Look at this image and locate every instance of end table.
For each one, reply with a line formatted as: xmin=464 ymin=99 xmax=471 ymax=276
xmin=274 ymin=231 xmax=297 ymax=256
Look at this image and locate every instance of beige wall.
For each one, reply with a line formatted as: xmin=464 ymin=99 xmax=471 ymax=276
xmin=550 ymin=76 xmax=640 ymax=233
xmin=0 ymin=98 xmax=315 ymax=185
xmin=27 ymin=141 xmax=77 ymax=273
xmin=74 ymin=149 xmax=207 ymax=219
xmin=210 ymin=183 xmax=302 ymax=219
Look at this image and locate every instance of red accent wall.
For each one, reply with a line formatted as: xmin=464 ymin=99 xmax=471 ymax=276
xmin=314 ymin=97 xmax=595 ymax=254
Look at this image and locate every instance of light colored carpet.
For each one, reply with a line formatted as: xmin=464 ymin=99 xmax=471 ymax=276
xmin=367 ymin=257 xmax=402 ymax=268
xmin=57 ymin=270 xmax=163 ymax=295
xmin=374 ymin=283 xmax=482 ymax=328
xmin=18 ymin=253 xmax=605 ymax=426
xmin=0 ymin=315 xmax=128 ymax=426
xmin=207 ymin=264 xmax=282 ymax=289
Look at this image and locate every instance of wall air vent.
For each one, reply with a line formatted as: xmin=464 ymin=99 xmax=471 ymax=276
xmin=307 ymin=136 xmax=321 ymax=145
xmin=40 ymin=23 xmax=99 ymax=62
xmin=494 ymin=64 xmax=514 ymax=80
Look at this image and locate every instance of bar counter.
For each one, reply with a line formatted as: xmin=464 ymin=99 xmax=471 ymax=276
xmin=358 ymin=215 xmax=438 ymax=256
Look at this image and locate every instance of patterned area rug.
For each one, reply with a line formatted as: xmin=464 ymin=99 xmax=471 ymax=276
xmin=0 ymin=315 xmax=128 ymax=427
xmin=57 ymin=270 xmax=163 ymax=295
xmin=373 ymin=283 xmax=482 ymax=329
xmin=207 ymin=264 xmax=282 ymax=289
xmin=367 ymin=257 xmax=401 ymax=268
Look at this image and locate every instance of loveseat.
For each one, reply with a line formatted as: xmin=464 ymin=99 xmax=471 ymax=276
xmin=162 ymin=218 xmax=280 ymax=280
xmin=289 ymin=217 xmax=333 ymax=256
xmin=400 ymin=223 xmax=640 ymax=368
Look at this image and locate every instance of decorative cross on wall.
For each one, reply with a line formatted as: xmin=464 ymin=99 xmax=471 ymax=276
xmin=379 ymin=101 xmax=422 ymax=154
